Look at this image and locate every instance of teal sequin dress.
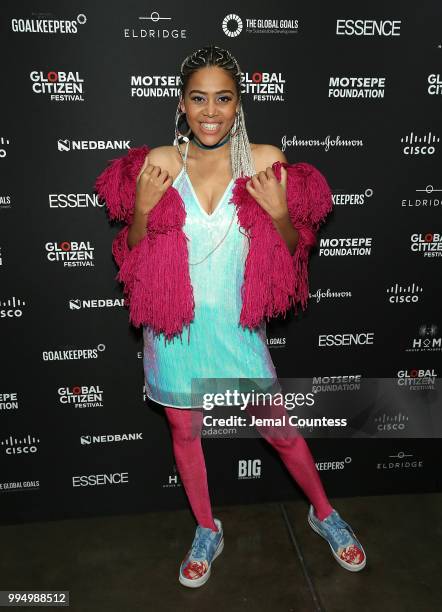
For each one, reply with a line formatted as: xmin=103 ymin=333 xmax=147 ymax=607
xmin=143 ymin=150 xmax=279 ymax=409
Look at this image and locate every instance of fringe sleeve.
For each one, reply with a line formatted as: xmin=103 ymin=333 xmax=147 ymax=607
xmin=283 ymin=161 xmax=333 ymax=312
xmin=94 ymin=146 xmax=150 ymax=306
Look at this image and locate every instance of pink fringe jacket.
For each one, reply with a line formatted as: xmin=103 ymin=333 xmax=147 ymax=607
xmin=94 ymin=145 xmax=333 ymax=343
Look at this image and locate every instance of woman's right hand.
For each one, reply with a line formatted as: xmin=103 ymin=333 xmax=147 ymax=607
xmin=135 ymin=156 xmax=173 ymax=215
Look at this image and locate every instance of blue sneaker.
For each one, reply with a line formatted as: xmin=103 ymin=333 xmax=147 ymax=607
xmin=308 ymin=505 xmax=366 ymax=571
xmin=179 ymin=518 xmax=224 ymax=587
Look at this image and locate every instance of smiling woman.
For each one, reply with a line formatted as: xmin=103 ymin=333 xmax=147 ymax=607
xmin=95 ymin=44 xmax=365 ymax=589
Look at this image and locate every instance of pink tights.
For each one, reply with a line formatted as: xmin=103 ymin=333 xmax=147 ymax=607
xmin=164 ymin=401 xmax=333 ymax=532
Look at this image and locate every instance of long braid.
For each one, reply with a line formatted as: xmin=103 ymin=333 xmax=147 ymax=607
xmin=175 ymin=45 xmax=256 ymax=180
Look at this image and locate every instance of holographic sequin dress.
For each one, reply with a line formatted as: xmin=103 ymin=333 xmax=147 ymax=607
xmin=142 ymin=163 xmax=279 ymax=408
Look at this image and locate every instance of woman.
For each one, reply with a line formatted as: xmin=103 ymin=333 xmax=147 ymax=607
xmin=95 ymin=45 xmax=366 ymax=587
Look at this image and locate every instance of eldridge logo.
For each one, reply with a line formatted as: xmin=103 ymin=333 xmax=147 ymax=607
xmin=123 ymin=10 xmax=187 ymax=39
xmin=377 ymin=451 xmax=423 ymax=470
xmin=11 ymin=13 xmax=87 ymax=34
xmin=45 ymin=241 xmax=94 ymax=267
xmin=402 ymin=184 xmax=441 ymax=208
xmin=42 ymin=343 xmax=106 ymax=361
xmin=30 ymin=70 xmax=85 ymax=102
xmin=58 ymin=385 xmax=104 ymax=408
xmin=410 ymin=233 xmax=442 ymax=258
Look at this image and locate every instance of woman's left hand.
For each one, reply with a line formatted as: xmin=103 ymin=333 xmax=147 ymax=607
xmin=245 ymin=166 xmax=289 ymax=222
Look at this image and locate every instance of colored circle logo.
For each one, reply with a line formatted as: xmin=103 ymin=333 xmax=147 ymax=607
xmin=222 ymin=14 xmax=243 ymax=37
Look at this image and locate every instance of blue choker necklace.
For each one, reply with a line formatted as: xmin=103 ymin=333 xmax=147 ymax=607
xmin=192 ymin=133 xmax=231 ymax=150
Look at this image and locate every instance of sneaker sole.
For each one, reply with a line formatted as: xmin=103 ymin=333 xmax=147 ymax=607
xmin=307 ymin=511 xmax=366 ymax=572
xmin=179 ymin=535 xmax=224 ymax=588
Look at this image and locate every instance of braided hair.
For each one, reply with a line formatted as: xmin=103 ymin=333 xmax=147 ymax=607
xmin=175 ymin=45 xmax=255 ymax=179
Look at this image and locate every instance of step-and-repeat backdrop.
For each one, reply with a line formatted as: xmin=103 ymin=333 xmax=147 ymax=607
xmin=1 ymin=2 xmax=441 ymax=523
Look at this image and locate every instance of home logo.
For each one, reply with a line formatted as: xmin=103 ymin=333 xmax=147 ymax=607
xmin=406 ymin=323 xmax=441 ymax=353
xmin=222 ymin=14 xmax=243 ymax=37
xmin=163 ymin=463 xmax=182 ymax=488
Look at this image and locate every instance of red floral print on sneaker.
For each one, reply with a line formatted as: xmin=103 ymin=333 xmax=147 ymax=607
xmin=340 ymin=544 xmax=365 ymax=565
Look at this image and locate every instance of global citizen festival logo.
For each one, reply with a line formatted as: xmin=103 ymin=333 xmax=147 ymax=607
xmin=58 ymin=385 xmax=104 ymax=409
xmin=222 ymin=13 xmax=299 ymax=37
xmin=397 ymin=368 xmax=437 ymax=391
xmin=45 ymin=240 xmax=94 ymax=267
xmin=410 ymin=233 xmax=442 ymax=258
xmin=30 ymin=70 xmax=85 ymax=102
xmin=240 ymin=72 xmax=286 ymax=102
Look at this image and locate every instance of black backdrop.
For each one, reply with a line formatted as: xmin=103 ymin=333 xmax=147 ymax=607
xmin=1 ymin=1 xmax=441 ymax=524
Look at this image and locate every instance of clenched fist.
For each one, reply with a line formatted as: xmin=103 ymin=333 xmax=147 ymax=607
xmin=135 ymin=156 xmax=173 ymax=215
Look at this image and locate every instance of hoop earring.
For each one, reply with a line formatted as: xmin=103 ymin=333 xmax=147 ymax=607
xmin=174 ymin=109 xmax=192 ymax=144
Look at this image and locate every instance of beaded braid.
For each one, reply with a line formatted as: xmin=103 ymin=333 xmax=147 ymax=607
xmin=174 ymin=45 xmax=256 ymax=180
